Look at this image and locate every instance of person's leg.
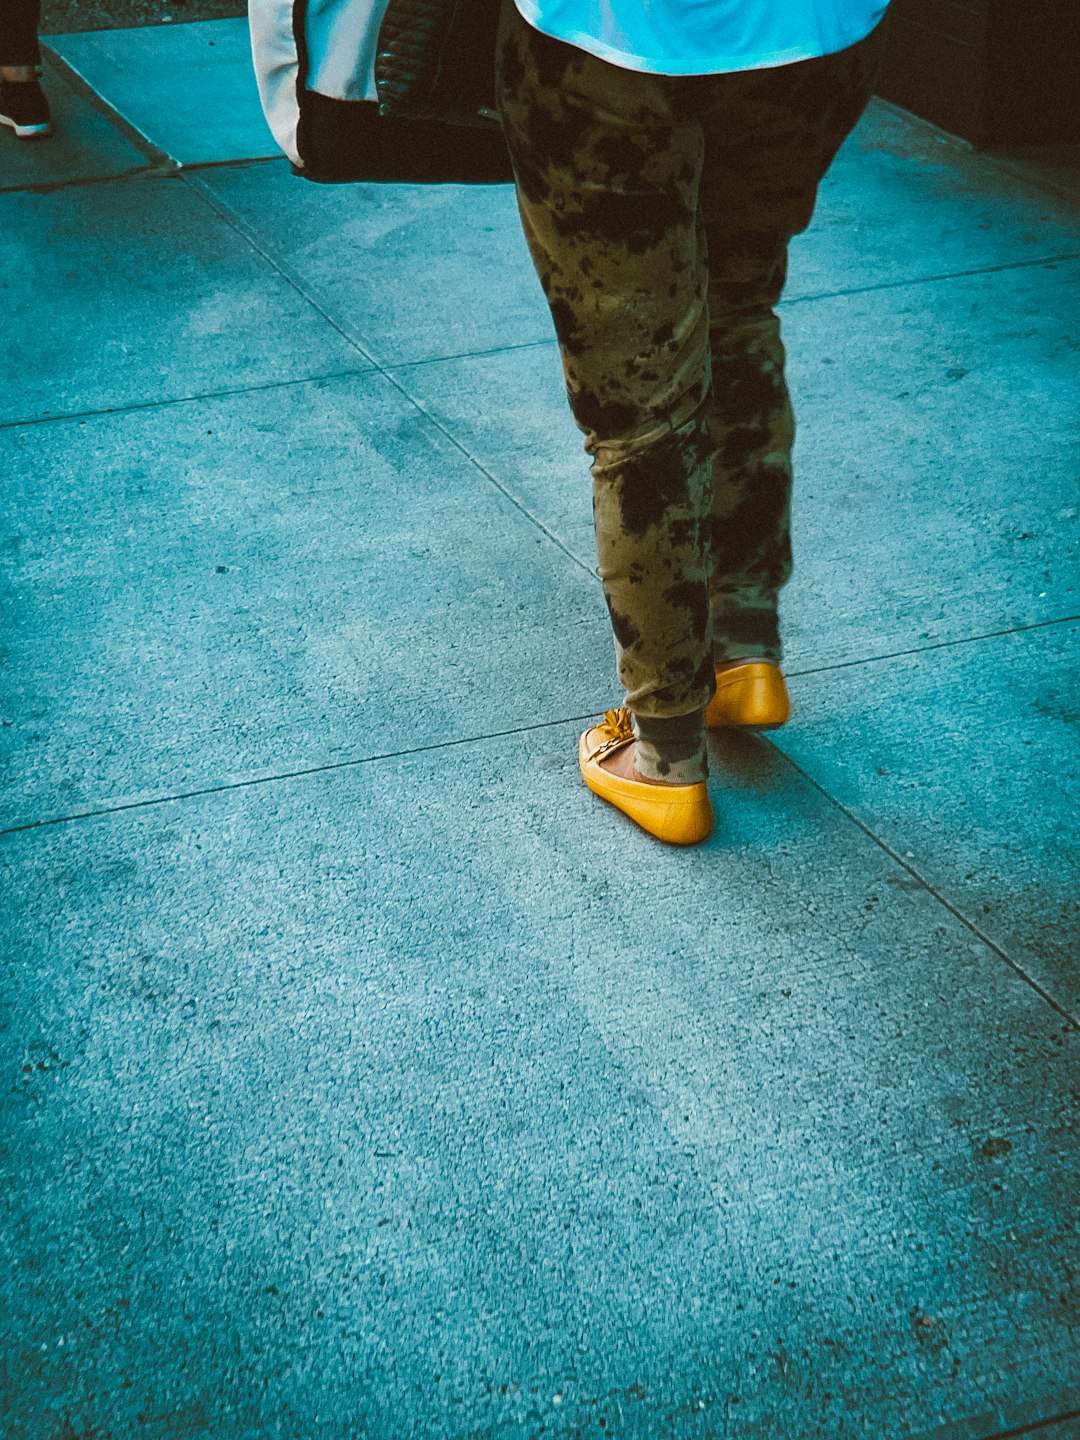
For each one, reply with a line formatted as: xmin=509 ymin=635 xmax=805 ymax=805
xmin=495 ymin=0 xmax=714 ymax=785
xmin=0 ymin=0 xmax=43 ymax=67
xmin=0 ymin=0 xmax=51 ymax=139
xmin=695 ymin=24 xmax=887 ymax=668
xmin=703 ymin=237 xmax=792 ymax=668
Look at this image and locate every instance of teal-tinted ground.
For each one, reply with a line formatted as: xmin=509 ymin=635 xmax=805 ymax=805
xmin=1 ymin=21 xmax=1078 ymax=1440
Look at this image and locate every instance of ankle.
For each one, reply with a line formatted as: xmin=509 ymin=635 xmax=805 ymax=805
xmin=632 ymin=707 xmax=708 ymax=784
xmin=599 ymin=743 xmax=687 ymax=787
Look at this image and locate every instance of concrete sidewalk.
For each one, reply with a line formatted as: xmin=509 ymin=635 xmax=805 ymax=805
xmin=2 ymin=20 xmax=1078 ymax=1440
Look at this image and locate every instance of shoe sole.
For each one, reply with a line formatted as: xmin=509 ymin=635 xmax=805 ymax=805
xmin=582 ymin=770 xmax=714 ymax=844
xmin=579 ymin=735 xmax=713 ymax=846
xmin=0 ymin=114 xmax=52 ymax=139
xmin=706 ymin=663 xmax=791 ymax=731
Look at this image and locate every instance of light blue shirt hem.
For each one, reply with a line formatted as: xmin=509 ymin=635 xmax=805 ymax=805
xmin=512 ymin=0 xmax=886 ymax=76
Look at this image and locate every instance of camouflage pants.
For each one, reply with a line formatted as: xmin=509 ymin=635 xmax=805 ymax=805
xmin=495 ymin=1 xmax=884 ymax=781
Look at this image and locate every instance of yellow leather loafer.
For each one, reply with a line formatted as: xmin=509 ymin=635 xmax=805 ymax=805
xmin=578 ymin=708 xmax=713 ymax=846
xmin=705 ymin=661 xmax=791 ymax=730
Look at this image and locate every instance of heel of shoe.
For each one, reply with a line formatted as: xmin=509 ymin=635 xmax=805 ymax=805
xmin=579 ymin=714 xmax=714 ymax=845
xmin=582 ymin=771 xmax=713 ymax=845
xmin=621 ymin=789 xmax=713 ymax=845
xmin=706 ymin=663 xmax=790 ymax=730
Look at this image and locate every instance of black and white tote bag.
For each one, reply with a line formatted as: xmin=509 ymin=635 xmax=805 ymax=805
xmin=249 ymin=0 xmax=509 ymax=182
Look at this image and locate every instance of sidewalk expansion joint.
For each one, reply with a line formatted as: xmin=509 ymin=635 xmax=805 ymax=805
xmin=768 ymin=740 xmax=1079 ymax=1030
xmin=0 ymin=366 xmax=379 ymax=432
xmin=168 ymin=155 xmax=283 ymax=176
xmin=972 ymin=1408 xmax=1080 ymax=1440
xmin=388 ymin=338 xmax=558 ymax=372
xmin=0 ymin=157 xmax=285 ymax=197
xmin=385 ymin=377 xmax=596 ymax=578
xmin=42 ymin=44 xmax=174 ymax=170
xmin=781 ymin=250 xmax=1080 ymax=307
xmin=0 ymin=164 xmax=166 ymax=196
xmin=183 ymin=170 xmax=595 ymax=581
xmin=0 ymin=712 xmax=601 ymax=839
xmin=181 ymin=170 xmax=379 ymax=372
xmin=785 ymin=613 xmax=1080 ymax=678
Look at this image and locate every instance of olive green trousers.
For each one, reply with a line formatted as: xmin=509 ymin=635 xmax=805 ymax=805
xmin=495 ymin=1 xmax=884 ymax=781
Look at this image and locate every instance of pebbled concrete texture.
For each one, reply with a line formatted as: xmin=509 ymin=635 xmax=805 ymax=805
xmin=789 ymin=102 xmax=1080 ymax=299
xmin=45 ymin=18 xmax=276 ymax=166
xmin=0 ymin=372 xmax=612 ymax=826
xmin=775 ymin=621 xmax=1080 ymax=1014
xmin=195 ymin=164 xmax=554 ymax=366
xmin=2 ymin=19 xmax=1079 ymax=1440
xmin=0 ymin=175 xmax=366 ymax=425
xmin=926 ymin=1403 xmax=1080 ymax=1440
xmin=2 ymin=734 xmax=1077 ymax=1439
xmin=781 ymin=257 xmax=1080 ymax=661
